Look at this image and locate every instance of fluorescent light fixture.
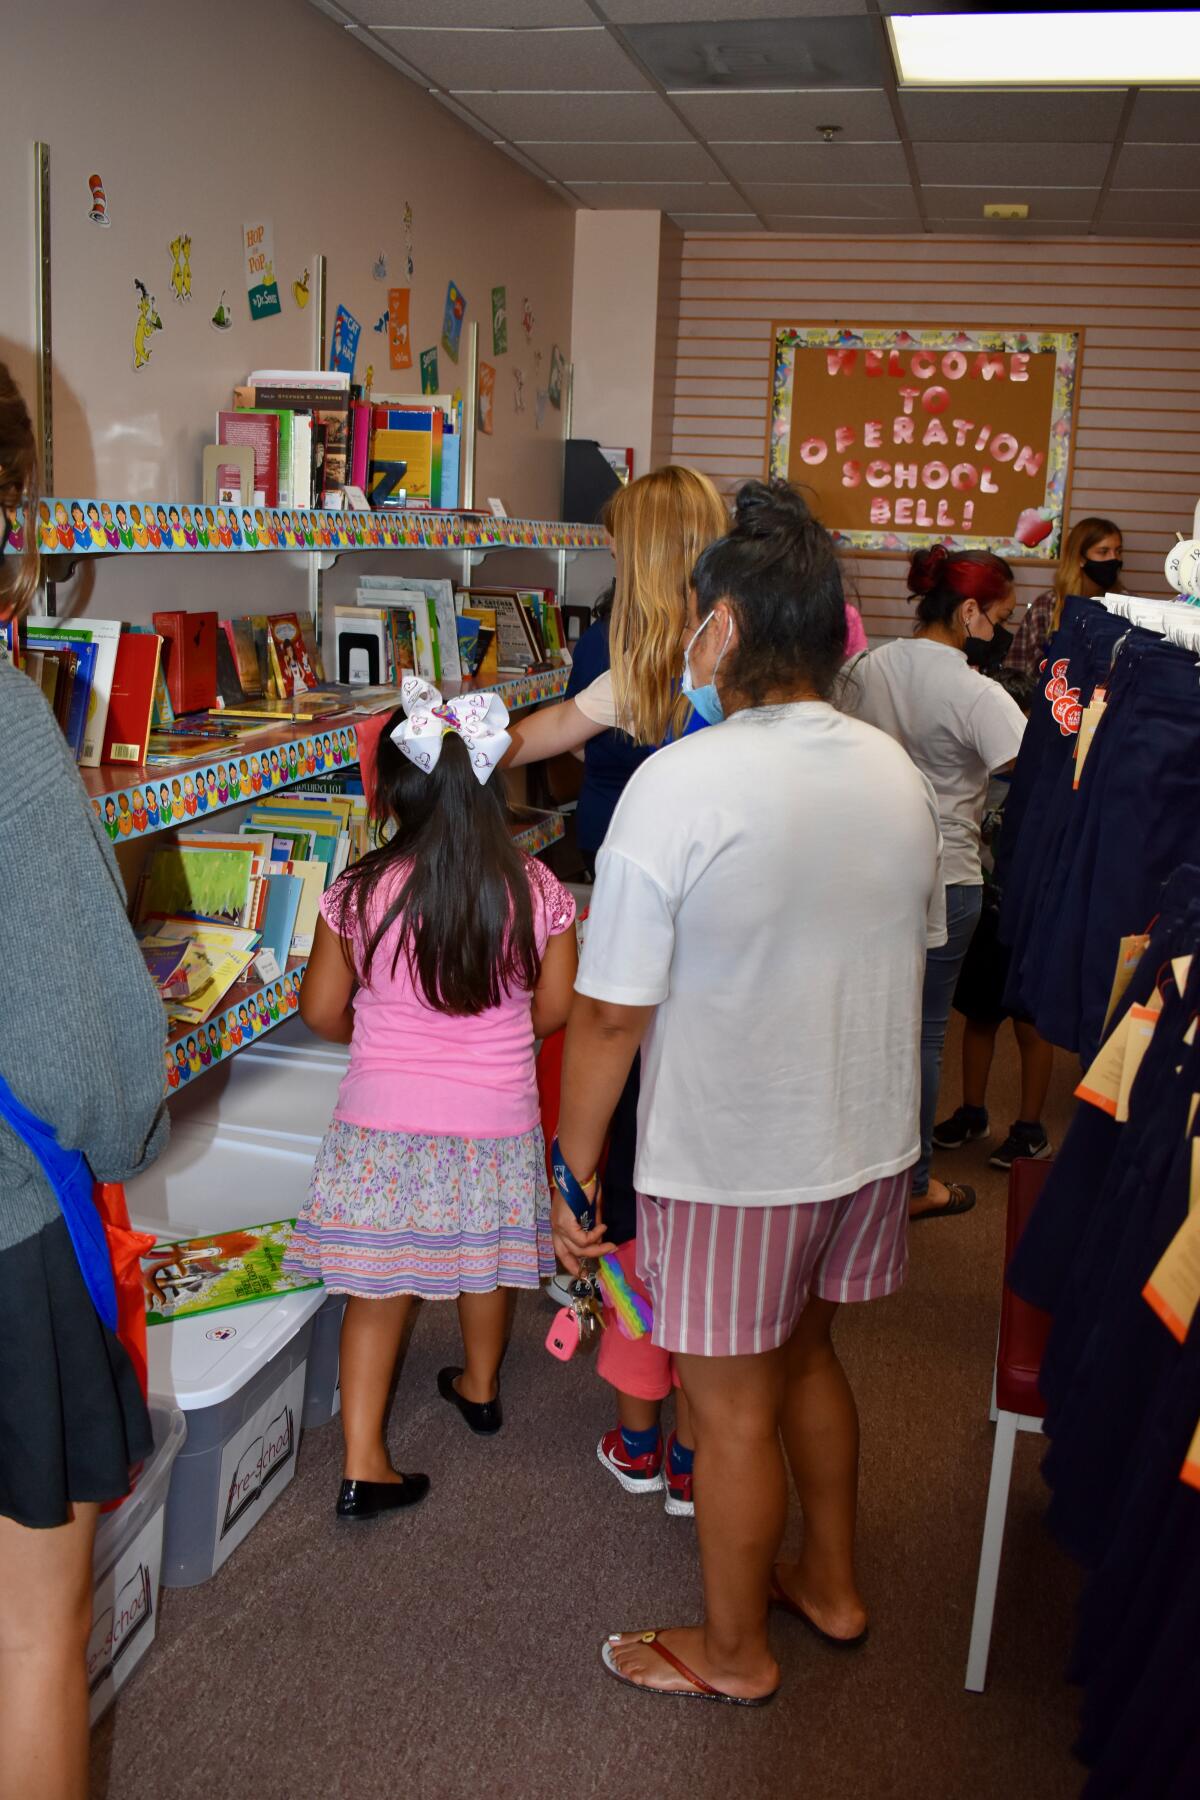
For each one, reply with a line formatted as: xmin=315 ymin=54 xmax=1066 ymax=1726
xmin=889 ymin=10 xmax=1200 ymax=86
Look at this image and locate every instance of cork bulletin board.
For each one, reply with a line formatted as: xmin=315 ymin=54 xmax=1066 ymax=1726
xmin=768 ymin=325 xmax=1081 ymax=560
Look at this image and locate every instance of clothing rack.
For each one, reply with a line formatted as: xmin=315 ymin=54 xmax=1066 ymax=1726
xmin=1100 ymin=590 xmax=1200 ymax=649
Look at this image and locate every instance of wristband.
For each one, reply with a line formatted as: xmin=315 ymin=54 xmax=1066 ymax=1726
xmin=551 ymin=1136 xmax=597 ymax=1231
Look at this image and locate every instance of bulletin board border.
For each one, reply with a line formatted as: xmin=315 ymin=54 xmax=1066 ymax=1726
xmin=765 ymin=321 xmax=1083 ymax=562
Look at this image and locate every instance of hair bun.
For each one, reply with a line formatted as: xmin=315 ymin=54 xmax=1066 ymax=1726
xmin=733 ymin=479 xmax=814 ymax=540
xmin=908 ymin=543 xmax=949 ymax=596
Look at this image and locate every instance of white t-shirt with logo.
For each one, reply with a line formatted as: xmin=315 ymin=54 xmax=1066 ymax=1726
xmin=840 ymin=638 xmax=1026 ymax=886
xmin=575 ymin=702 xmax=946 ymax=1208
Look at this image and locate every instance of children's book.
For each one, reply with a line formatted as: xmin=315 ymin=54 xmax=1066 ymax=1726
xmin=217 ymin=410 xmax=280 ymax=508
xmin=267 ymin=614 xmax=319 ymax=694
xmin=136 ymin=842 xmax=259 ymax=926
xmin=142 ymin=1220 xmax=321 ymax=1325
xmin=259 ymin=871 xmax=303 ymax=968
xmin=459 ymin=606 xmax=500 ymax=684
xmin=101 ymin=632 xmax=162 ymax=765
xmin=221 ymin=619 xmax=264 ymax=697
xmin=23 ymin=625 xmax=98 ymax=761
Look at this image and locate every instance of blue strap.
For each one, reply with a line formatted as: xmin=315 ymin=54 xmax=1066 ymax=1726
xmin=0 ymin=1070 xmax=117 ymax=1330
xmin=550 ymin=1137 xmax=597 ymax=1232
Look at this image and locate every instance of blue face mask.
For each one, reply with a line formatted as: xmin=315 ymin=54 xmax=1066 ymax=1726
xmin=682 ymin=610 xmax=731 ymax=726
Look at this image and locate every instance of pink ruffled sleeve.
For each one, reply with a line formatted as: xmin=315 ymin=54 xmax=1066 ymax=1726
xmin=844 ymin=603 xmax=869 ymax=657
xmin=526 ymin=858 xmax=577 ymax=939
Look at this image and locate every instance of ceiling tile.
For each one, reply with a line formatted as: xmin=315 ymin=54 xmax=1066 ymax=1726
xmin=1100 ymin=189 xmax=1200 ymax=226
xmin=742 ymin=182 xmax=920 ymax=220
xmin=672 ymin=87 xmax=897 ymax=139
xmin=922 ymin=184 xmax=1099 ymax=222
xmin=900 ymin=87 xmax=1126 ymax=144
xmin=1112 ymin=143 xmax=1200 ymax=191
xmin=567 ymin=180 xmax=743 ymax=209
xmin=716 ymin=141 xmax=910 ymax=183
xmin=1126 ymin=89 xmax=1200 ymax=145
xmin=604 ymin=0 xmax=868 ymax=18
xmin=915 ymin=141 xmax=1111 ymax=186
xmin=356 ymin=0 xmax=597 ymax=23
xmin=925 ymin=219 xmax=1094 ymax=238
xmin=373 ymin=27 xmax=648 ymax=91
xmin=514 ymin=140 xmax=723 ymax=181
xmin=668 ymin=213 xmax=766 ymax=230
xmin=763 ymin=215 xmax=916 ymax=233
xmin=449 ymin=90 xmax=690 ymax=139
xmin=622 ymin=15 xmax=882 ymax=90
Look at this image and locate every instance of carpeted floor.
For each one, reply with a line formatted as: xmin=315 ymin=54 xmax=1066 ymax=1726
xmin=91 ymin=1019 xmax=1086 ymax=1800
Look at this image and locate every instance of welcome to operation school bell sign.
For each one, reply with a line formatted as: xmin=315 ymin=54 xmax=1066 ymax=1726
xmin=768 ymin=325 xmax=1081 ymax=561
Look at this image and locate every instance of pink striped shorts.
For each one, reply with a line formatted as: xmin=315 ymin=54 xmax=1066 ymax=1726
xmin=635 ymin=1171 xmax=911 ymax=1358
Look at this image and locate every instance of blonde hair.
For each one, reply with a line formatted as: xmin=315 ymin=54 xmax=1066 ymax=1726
xmin=604 ymin=465 xmax=729 ymax=745
xmin=0 ymin=363 xmax=40 ymax=618
xmin=1051 ymin=516 xmax=1121 ymax=633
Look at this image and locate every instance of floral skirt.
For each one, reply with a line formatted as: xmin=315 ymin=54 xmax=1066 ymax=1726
xmin=283 ymin=1119 xmax=554 ymax=1301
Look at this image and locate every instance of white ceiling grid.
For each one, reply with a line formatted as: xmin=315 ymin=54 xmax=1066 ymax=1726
xmin=309 ymin=1 xmax=1200 ymax=236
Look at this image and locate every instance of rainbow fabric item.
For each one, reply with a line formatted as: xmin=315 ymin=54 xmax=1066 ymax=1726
xmin=597 ymin=1253 xmax=653 ymax=1341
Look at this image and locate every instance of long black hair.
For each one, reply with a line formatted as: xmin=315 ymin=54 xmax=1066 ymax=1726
xmin=329 ymin=712 xmax=539 ymax=1015
xmin=691 ymin=479 xmax=846 ymax=703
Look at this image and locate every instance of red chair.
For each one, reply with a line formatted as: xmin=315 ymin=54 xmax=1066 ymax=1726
xmin=964 ymin=1157 xmax=1054 ymax=1692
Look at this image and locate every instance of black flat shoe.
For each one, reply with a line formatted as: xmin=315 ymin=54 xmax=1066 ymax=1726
xmin=336 ymin=1474 xmax=431 ymax=1521
xmin=437 ymin=1365 xmax=502 ymax=1435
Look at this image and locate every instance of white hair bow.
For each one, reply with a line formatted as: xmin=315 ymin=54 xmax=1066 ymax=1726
xmin=389 ymin=676 xmax=512 ymax=785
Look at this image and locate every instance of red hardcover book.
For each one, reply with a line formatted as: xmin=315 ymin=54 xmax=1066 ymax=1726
xmin=217 ymin=409 xmax=279 ymax=508
xmin=349 ymin=401 xmax=371 ymax=492
xmin=153 ymin=611 xmax=219 ymax=714
xmin=101 ymin=633 xmax=162 ymax=765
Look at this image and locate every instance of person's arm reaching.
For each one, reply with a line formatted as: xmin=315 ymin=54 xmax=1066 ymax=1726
xmin=504 ymin=697 xmax=603 ymax=767
xmin=552 ymin=996 xmax=652 ymax=1271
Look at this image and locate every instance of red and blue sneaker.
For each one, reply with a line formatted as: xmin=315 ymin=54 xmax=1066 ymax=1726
xmin=664 ymin=1432 xmax=695 ymax=1518
xmin=597 ymin=1427 xmax=664 ymax=1494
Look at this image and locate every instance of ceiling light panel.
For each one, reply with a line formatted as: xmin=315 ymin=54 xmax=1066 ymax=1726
xmin=890 ymin=10 xmax=1200 ymax=86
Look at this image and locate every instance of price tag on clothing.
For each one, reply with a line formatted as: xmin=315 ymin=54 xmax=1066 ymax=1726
xmin=1191 ymin=1135 xmax=1200 ymax=1214
xmin=1116 ymin=999 xmax=1163 ymax=1124
xmin=1077 ymin=1012 xmax=1134 ymax=1116
xmin=1102 ymin=934 xmax=1151 ymax=1035
xmin=1173 ymin=954 xmax=1193 ymax=993
xmin=1181 ymin=1412 xmax=1200 ymax=1492
xmin=1072 ymin=695 xmax=1107 ymax=789
xmin=1143 ymin=1204 xmax=1200 ymax=1344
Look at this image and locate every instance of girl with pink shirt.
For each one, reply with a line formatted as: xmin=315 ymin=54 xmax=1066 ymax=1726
xmin=286 ymin=679 xmax=578 ymax=1522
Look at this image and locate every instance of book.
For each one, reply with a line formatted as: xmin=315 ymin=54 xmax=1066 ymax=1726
xmin=267 ymin=614 xmax=319 ymax=694
xmin=356 ymin=575 xmax=457 ymax=683
xmin=142 ymin=1220 xmax=321 ymax=1326
xmin=23 ymin=625 xmax=98 ymax=762
xmin=244 ymin=371 xmax=351 ymax=502
xmin=387 ymin=605 xmax=417 ymax=679
xmin=259 ymin=871 xmax=303 ymax=968
xmin=221 ymin=618 xmax=264 ymax=697
xmin=217 ymin=409 xmax=279 ymax=507
xmin=460 ymin=588 xmax=541 ymax=672
xmin=459 ymin=606 xmax=500 ymax=684
xmin=25 ymin=616 xmax=123 ymax=767
xmin=136 ymin=841 xmax=259 ymax=926
xmin=153 ymin=611 xmax=219 ymax=715
xmin=102 ymin=633 xmax=162 ymax=765
xmin=334 ymin=606 xmax=387 ymax=686
xmin=368 ymin=406 xmax=443 ymax=506
xmin=274 ymin=858 xmax=325 ymax=954
xmin=291 ymin=410 xmax=314 ymax=510
xmin=349 ymin=400 xmax=372 ymax=492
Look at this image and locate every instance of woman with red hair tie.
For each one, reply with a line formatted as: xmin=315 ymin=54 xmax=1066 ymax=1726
xmin=841 ymin=546 xmax=1025 ymax=1221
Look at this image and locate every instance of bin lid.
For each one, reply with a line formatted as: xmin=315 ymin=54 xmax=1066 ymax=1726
xmin=146 ymin=1286 xmax=326 ymax=1410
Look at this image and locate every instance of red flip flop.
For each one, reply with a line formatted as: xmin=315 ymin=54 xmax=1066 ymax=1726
xmin=600 ymin=1631 xmax=778 ymax=1707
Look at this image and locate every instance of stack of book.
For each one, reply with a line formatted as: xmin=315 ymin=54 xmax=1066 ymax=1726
xmin=332 ymin=581 xmax=571 ymax=691
xmin=215 ymin=370 xmax=462 ymax=511
xmin=16 ymin=615 xmax=147 ymax=767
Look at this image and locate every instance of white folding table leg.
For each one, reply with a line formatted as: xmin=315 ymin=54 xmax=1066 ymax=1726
xmin=965 ymin=1409 xmax=1019 ymax=1692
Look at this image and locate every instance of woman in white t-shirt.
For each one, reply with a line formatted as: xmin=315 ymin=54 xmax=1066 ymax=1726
xmin=841 ymin=546 xmax=1025 ymax=1221
xmin=552 ymin=481 xmax=944 ymax=1706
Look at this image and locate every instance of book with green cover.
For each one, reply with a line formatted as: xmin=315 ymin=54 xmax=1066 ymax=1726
xmin=142 ymin=1219 xmax=321 ymax=1325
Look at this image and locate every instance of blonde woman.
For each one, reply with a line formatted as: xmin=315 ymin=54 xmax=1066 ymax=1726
xmin=1006 ymin=516 xmax=1123 ymax=679
xmin=505 ymin=466 xmax=730 ymax=765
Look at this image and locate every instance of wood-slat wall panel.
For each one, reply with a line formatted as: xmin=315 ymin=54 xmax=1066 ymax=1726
xmin=667 ymin=233 xmax=1200 ymax=638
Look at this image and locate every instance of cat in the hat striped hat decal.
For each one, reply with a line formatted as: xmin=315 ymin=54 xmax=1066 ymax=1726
xmin=87 ymin=173 xmax=110 ymax=226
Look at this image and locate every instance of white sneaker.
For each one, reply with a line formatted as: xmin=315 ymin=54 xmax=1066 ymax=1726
xmin=545 ymin=1272 xmax=576 ymax=1307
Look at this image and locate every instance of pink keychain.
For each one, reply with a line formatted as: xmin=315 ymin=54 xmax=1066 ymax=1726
xmin=545 ymin=1307 xmax=581 ymax=1362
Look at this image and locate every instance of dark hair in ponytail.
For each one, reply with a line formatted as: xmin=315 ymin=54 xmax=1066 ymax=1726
xmin=691 ymin=479 xmax=847 ymax=703
xmin=328 ymin=715 xmax=539 ymax=1015
xmin=908 ymin=545 xmax=1013 ymax=628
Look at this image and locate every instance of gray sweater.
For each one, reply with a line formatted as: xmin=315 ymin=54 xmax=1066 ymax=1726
xmin=0 ymin=657 xmax=168 ymax=1254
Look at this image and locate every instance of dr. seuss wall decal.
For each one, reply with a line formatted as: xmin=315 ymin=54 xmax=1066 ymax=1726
xmin=169 ymin=234 xmax=193 ymax=303
xmin=87 ymin=173 xmax=110 ymax=226
xmin=522 ymin=297 xmax=534 ymax=344
xmin=403 ymin=201 xmax=414 ymax=279
xmin=512 ymin=365 xmax=526 ymax=413
xmin=211 ymin=291 xmax=233 ymax=332
xmin=293 ymin=268 xmax=310 ymax=309
xmin=373 ymin=250 xmax=388 ymax=281
xmin=491 ymin=287 xmax=508 ymax=357
xmin=243 ymin=220 xmax=282 ymax=322
xmin=441 ymin=281 xmax=466 ymax=364
xmin=132 ymin=280 xmax=162 ymax=371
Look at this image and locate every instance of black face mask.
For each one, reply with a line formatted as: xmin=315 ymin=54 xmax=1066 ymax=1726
xmin=1082 ymin=556 xmax=1121 ymax=591
xmin=966 ymin=623 xmax=1013 ymax=673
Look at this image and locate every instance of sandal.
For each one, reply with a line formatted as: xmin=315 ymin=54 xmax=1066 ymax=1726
xmin=910 ymin=1182 xmax=976 ymax=1222
xmin=600 ymin=1631 xmax=778 ymax=1707
xmin=769 ymin=1568 xmax=869 ymax=1649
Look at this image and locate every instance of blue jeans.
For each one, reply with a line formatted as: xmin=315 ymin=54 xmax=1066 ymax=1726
xmin=914 ymin=884 xmax=984 ymax=1195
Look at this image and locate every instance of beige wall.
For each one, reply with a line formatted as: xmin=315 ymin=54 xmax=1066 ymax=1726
xmin=1 ymin=0 xmax=578 ymax=625
xmin=667 ymin=232 xmax=1200 ymax=639
xmin=570 ymin=212 xmax=664 ymax=480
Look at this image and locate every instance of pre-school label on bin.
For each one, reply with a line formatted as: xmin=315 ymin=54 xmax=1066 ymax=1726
xmin=88 ymin=1513 xmax=164 ymax=1721
xmin=214 ymin=1363 xmax=306 ymax=1571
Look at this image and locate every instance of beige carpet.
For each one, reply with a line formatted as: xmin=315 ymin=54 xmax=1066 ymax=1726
xmin=91 ymin=1018 xmax=1086 ymax=1800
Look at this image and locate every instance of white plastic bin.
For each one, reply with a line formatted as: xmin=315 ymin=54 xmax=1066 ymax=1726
xmin=88 ymin=1404 xmax=187 ymax=1721
xmin=302 ymin=1293 xmax=346 ymax=1430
